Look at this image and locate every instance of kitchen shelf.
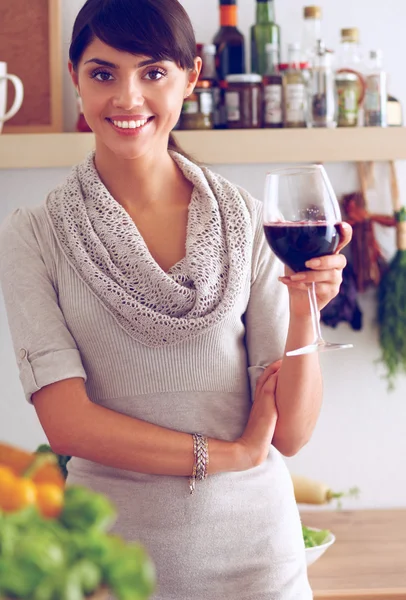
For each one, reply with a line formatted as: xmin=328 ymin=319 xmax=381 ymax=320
xmin=1 ymin=128 xmax=406 ymax=169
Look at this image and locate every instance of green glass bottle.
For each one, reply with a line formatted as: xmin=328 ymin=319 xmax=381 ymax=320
xmin=251 ymin=0 xmax=280 ymax=76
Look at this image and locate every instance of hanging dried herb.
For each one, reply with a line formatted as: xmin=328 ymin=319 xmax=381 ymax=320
xmin=321 ymin=263 xmax=363 ymax=331
xmin=378 ymin=206 xmax=406 ymax=389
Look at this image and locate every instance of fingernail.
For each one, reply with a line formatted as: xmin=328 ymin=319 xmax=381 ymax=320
xmin=306 ymin=259 xmax=321 ymax=268
xmin=290 ymin=274 xmax=306 ymax=281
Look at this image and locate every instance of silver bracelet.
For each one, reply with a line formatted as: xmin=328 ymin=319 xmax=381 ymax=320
xmin=189 ymin=433 xmax=209 ymax=495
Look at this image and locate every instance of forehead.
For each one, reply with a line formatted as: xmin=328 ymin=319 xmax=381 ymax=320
xmin=81 ymin=37 xmax=153 ymax=66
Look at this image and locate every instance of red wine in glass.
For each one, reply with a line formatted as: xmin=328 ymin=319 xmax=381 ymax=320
xmin=263 ymin=165 xmax=353 ymax=356
xmin=264 ymin=222 xmax=341 ymax=273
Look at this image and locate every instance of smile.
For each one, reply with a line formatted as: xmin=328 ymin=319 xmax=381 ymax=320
xmin=106 ymin=116 xmax=154 ymax=135
xmin=111 ymin=118 xmax=148 ymax=129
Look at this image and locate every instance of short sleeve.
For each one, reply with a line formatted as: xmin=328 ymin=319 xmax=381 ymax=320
xmin=0 ymin=209 xmax=87 ymax=404
xmin=244 ymin=201 xmax=290 ymax=400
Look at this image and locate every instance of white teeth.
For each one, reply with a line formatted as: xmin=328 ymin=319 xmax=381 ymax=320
xmin=112 ymin=119 xmax=149 ymax=130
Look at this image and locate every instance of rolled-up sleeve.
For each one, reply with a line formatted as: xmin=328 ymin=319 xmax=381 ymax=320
xmin=244 ymin=201 xmax=290 ymax=400
xmin=0 ymin=209 xmax=87 ymax=404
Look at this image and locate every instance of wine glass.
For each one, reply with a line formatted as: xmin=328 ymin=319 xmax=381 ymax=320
xmin=263 ymin=164 xmax=353 ymax=357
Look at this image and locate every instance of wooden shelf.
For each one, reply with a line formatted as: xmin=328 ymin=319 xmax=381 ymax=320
xmin=1 ymin=128 xmax=406 ymax=169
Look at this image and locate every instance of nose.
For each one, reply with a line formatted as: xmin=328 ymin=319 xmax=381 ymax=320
xmin=112 ymin=78 xmax=145 ymax=110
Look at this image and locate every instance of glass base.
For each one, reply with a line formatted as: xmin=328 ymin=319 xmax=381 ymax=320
xmin=286 ymin=341 xmax=354 ymax=357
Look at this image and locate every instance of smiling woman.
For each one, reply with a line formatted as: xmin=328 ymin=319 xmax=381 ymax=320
xmin=0 ymin=1 xmax=351 ymax=599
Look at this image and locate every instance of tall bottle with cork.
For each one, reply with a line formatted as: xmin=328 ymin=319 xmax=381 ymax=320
xmin=251 ymin=0 xmax=280 ymax=76
xmin=213 ymin=0 xmax=246 ymax=81
xmin=301 ymin=6 xmax=322 ymax=67
xmin=335 ymin=28 xmax=365 ymax=126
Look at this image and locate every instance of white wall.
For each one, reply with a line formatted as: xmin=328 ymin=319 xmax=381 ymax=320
xmin=1 ymin=0 xmax=406 ymax=509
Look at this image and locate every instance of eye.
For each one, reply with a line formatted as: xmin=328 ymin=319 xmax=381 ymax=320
xmin=90 ymin=69 xmax=114 ymax=82
xmin=144 ymin=68 xmax=167 ymax=81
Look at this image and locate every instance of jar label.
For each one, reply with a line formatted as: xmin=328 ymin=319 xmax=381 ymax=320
xmin=264 ymin=84 xmax=283 ymax=124
xmin=337 ymin=88 xmax=358 ymax=124
xmin=285 ymin=84 xmax=305 ymax=123
xmin=225 ymin=91 xmax=240 ymax=122
xmin=182 ymin=99 xmax=199 ymax=114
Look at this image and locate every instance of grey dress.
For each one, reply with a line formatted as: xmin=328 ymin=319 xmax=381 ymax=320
xmin=0 ymin=159 xmax=312 ymax=600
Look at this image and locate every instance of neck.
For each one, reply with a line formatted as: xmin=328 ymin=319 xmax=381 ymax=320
xmin=256 ymin=0 xmax=274 ymax=24
xmin=93 ymin=141 xmax=183 ymax=213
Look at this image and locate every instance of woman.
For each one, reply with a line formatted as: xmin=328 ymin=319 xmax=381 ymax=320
xmin=0 ymin=0 xmax=351 ymax=598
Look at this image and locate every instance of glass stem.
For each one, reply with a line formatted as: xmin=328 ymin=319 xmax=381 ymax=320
xmin=308 ymin=282 xmax=324 ymax=343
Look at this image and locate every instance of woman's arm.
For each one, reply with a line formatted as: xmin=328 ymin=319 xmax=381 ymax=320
xmin=33 ymin=367 xmax=280 ymax=476
xmin=274 ymin=223 xmax=352 ymax=456
xmin=33 ymin=378 xmax=238 ymax=476
xmin=272 ymin=315 xmax=322 ymax=457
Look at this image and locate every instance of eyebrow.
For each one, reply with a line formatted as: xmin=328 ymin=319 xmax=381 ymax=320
xmin=84 ymin=57 xmax=163 ymax=69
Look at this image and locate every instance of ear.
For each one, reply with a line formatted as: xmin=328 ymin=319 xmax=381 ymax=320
xmin=184 ymin=57 xmax=203 ymax=98
xmin=68 ymin=61 xmax=80 ymax=95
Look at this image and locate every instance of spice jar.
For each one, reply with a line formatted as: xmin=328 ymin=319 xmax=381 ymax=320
xmin=225 ymin=74 xmax=263 ymax=129
xmin=180 ymin=80 xmax=214 ymax=130
xmin=335 ymin=71 xmax=364 ymax=127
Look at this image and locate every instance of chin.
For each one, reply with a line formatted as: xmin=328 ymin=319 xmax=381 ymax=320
xmin=94 ymin=121 xmax=169 ymax=161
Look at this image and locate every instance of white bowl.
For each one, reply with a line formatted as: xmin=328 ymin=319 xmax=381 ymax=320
xmin=304 ymin=527 xmax=336 ymax=567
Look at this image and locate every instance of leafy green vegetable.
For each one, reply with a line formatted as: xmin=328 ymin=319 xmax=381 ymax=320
xmin=0 ymin=485 xmax=156 ymax=600
xmin=59 ymin=486 xmax=116 ymax=534
xmin=302 ymin=525 xmax=330 ymax=548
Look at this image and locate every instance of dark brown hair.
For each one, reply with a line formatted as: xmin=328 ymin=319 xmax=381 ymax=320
xmin=69 ymin=0 xmax=197 ymax=158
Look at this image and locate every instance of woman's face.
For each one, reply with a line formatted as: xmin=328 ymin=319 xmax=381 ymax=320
xmin=69 ymin=38 xmax=200 ymax=160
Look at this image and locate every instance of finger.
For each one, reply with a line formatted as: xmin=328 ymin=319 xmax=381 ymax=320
xmin=261 ymin=371 xmax=279 ymax=397
xmin=256 ymin=360 xmax=282 ymax=386
xmin=279 ymin=280 xmax=342 ymax=298
xmin=336 ymin=222 xmax=353 ymax=253
xmin=312 ymin=283 xmax=342 ymax=301
xmin=255 ymin=360 xmax=282 ymax=396
xmin=281 ymin=270 xmax=343 ymax=285
xmin=280 ymin=281 xmax=309 ymax=292
xmin=305 ymin=254 xmax=347 ymax=271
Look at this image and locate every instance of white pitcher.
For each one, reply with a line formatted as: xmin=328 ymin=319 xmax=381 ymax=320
xmin=0 ymin=62 xmax=24 ymax=133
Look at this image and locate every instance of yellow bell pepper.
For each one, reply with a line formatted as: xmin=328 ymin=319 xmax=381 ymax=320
xmin=0 ymin=446 xmax=65 ymax=518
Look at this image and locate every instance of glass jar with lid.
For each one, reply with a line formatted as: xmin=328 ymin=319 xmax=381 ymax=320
xmin=179 ymin=80 xmax=214 ymax=130
xmin=225 ymin=74 xmax=263 ymax=129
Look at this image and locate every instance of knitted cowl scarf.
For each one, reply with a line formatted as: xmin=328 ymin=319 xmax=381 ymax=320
xmin=45 ymin=151 xmax=253 ymax=347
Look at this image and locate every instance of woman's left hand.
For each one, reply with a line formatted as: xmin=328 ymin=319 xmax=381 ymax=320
xmin=279 ymin=222 xmax=353 ymax=318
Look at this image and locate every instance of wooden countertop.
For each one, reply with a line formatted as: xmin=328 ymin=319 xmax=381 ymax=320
xmin=300 ymin=509 xmax=406 ymax=600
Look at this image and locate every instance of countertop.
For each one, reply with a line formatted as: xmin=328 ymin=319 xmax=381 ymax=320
xmin=300 ymin=509 xmax=406 ymax=599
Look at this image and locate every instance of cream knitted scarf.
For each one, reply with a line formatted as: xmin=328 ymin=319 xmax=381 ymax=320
xmin=45 ymin=151 xmax=253 ymax=347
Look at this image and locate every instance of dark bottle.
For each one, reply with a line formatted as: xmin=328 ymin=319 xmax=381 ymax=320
xmin=263 ymin=42 xmax=283 ymax=128
xmin=213 ymin=0 xmax=246 ymax=81
xmin=251 ymin=0 xmax=280 ymax=76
